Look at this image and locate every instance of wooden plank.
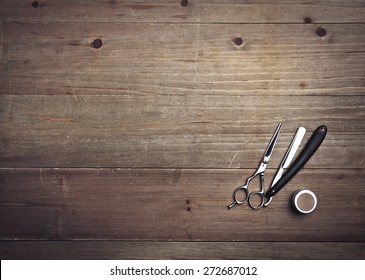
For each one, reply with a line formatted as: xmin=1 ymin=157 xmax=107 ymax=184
xmin=1 ymin=241 xmax=364 ymax=260
xmin=1 ymin=0 xmax=363 ymax=263
xmin=1 ymin=94 xmax=364 ymax=168
xmin=0 ymin=168 xmax=364 ymax=241
xmin=0 ymin=23 xmax=364 ymax=96
xmin=0 ymin=0 xmax=364 ymax=24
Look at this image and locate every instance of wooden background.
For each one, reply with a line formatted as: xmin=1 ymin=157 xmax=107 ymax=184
xmin=0 ymin=0 xmax=364 ymax=259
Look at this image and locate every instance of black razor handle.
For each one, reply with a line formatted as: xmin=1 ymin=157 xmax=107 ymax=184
xmin=266 ymin=125 xmax=327 ymax=198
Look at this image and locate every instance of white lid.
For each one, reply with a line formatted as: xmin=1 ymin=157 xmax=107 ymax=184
xmin=293 ymin=190 xmax=317 ymax=214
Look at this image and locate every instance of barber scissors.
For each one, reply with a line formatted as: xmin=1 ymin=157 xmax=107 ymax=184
xmin=228 ymin=123 xmax=282 ymax=209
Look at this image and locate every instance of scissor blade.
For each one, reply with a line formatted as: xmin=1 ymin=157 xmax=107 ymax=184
xmin=263 ymin=123 xmax=282 ymax=162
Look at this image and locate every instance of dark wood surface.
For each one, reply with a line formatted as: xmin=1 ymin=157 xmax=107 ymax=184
xmin=1 ymin=241 xmax=364 ymax=260
xmin=0 ymin=0 xmax=364 ymax=259
xmin=1 ymin=168 xmax=364 ymax=241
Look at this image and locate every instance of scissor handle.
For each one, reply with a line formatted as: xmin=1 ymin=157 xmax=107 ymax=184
xmin=227 ymin=185 xmax=249 ymax=209
xmin=248 ymin=192 xmax=265 ymax=209
xmin=248 ymin=173 xmax=265 ymax=209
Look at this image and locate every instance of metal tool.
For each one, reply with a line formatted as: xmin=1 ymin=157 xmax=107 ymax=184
xmin=266 ymin=125 xmax=327 ymax=199
xmin=228 ymin=123 xmax=282 ymax=210
xmin=264 ymin=127 xmax=306 ymax=207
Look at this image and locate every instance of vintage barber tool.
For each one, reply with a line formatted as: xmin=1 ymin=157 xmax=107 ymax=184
xmin=266 ymin=125 xmax=327 ymax=199
xmin=264 ymin=127 xmax=306 ymax=207
xmin=228 ymin=123 xmax=282 ymax=210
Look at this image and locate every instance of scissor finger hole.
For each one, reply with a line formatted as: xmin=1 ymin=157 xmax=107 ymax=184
xmin=248 ymin=193 xmax=264 ymax=209
xmin=233 ymin=188 xmax=248 ymax=203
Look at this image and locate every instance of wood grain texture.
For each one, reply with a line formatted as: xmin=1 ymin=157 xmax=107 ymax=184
xmin=1 ymin=94 xmax=364 ymax=168
xmin=0 ymin=23 xmax=364 ymax=96
xmin=1 ymin=241 xmax=364 ymax=260
xmin=1 ymin=168 xmax=364 ymax=241
xmin=0 ymin=0 xmax=364 ymax=24
xmin=1 ymin=0 xmax=364 ymax=260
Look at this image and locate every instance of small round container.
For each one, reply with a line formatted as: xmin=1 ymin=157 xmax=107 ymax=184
xmin=292 ymin=190 xmax=317 ymax=214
